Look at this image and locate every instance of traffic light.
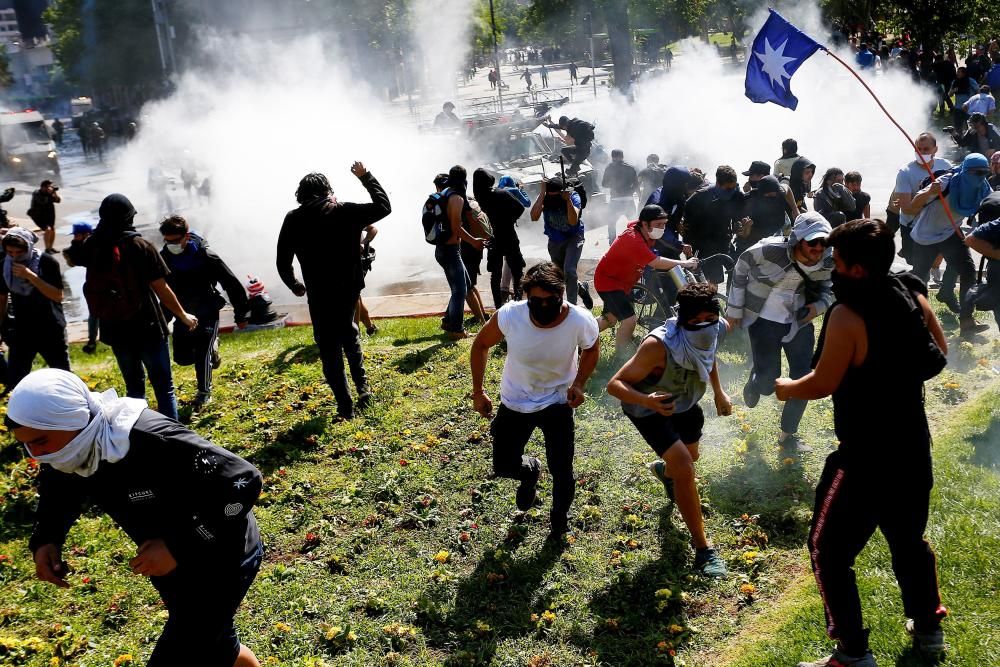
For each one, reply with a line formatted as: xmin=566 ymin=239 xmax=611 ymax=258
xmin=583 ymin=13 xmax=592 ymax=38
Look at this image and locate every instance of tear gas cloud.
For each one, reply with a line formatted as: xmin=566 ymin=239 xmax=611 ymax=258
xmin=111 ymin=1 xmax=934 ymax=303
xmin=412 ymin=0 xmax=476 ymax=95
xmin=561 ymin=2 xmax=935 ymax=213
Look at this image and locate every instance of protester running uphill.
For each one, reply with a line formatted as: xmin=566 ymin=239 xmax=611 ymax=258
xmin=277 ymin=162 xmax=390 ymax=420
xmin=775 ymin=220 xmax=949 ymax=667
xmin=159 ymin=215 xmax=250 ymax=409
xmin=471 ymin=262 xmax=600 ymax=540
xmin=65 ymin=194 xmax=198 ymax=422
xmin=727 ymin=213 xmax=834 ymax=454
xmin=0 ymin=227 xmax=69 ymax=389
xmin=10 ymin=369 xmax=264 ymax=667
xmin=607 ymin=283 xmax=732 ymax=577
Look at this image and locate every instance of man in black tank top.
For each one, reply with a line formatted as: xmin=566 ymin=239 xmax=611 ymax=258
xmin=775 ymin=220 xmax=949 ymax=667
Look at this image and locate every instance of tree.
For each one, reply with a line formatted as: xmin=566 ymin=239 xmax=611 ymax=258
xmin=598 ymin=0 xmax=633 ymax=92
xmin=0 ymin=44 xmax=12 ymax=89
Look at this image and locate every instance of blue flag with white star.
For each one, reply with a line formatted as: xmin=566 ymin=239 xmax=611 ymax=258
xmin=745 ymin=9 xmax=824 ymax=110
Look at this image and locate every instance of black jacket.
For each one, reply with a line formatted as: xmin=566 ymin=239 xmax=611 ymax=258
xmin=956 ymin=124 xmax=1000 ymax=152
xmin=565 ymin=118 xmax=595 ymax=145
xmin=683 ymin=184 xmax=744 ymax=251
xmin=29 ymin=410 xmax=263 ymax=567
xmin=160 ymin=236 xmax=249 ymax=324
xmin=602 ymin=161 xmax=639 ymax=199
xmin=276 ymin=173 xmax=390 ymax=296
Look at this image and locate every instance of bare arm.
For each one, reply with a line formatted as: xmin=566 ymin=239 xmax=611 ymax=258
xmin=606 ymin=337 xmax=674 ymax=416
xmin=449 ymin=196 xmax=481 ymax=246
xmin=530 ymin=188 xmax=545 ymax=221
xmin=573 ymin=342 xmax=600 ymax=392
xmin=966 ymin=234 xmax=1000 ymax=260
xmin=649 ymin=256 xmax=696 ymax=271
xmin=150 ymin=278 xmax=195 ymax=328
xmin=904 ymin=183 xmax=939 ymax=215
xmin=27 ymin=273 xmax=62 ymax=302
xmin=565 ymin=194 xmax=580 ymax=227
xmin=362 ymin=225 xmax=378 ymax=244
xmin=777 ymin=306 xmax=860 ymax=400
xmin=471 ymin=315 xmax=504 ymax=417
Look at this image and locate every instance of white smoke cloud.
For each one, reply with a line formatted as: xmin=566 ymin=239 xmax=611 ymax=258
xmin=411 ymin=0 xmax=477 ymax=95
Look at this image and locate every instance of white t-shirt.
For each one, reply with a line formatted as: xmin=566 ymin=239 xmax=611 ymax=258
xmin=496 ymin=301 xmax=600 ymax=413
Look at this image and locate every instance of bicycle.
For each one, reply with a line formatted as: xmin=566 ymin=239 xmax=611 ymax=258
xmin=629 ymin=253 xmax=734 ymax=337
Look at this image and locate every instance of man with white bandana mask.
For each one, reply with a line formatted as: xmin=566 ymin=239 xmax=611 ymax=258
xmin=727 ymin=212 xmax=834 ymax=454
xmin=607 ymin=283 xmax=733 ymax=578
xmin=9 ymin=369 xmax=264 ymax=667
xmin=0 ymin=226 xmax=69 ymax=389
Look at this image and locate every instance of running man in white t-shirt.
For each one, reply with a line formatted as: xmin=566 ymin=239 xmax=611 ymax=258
xmin=471 ymin=262 xmax=600 ymax=539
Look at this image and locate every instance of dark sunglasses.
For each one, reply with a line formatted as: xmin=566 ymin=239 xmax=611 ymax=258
xmin=968 ymin=169 xmax=990 ymax=177
xmin=528 ymin=296 xmax=562 ymax=307
xmin=804 ymin=237 xmax=827 ymax=248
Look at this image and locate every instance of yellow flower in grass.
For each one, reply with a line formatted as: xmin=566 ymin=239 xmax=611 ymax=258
xmin=740 ymin=582 xmax=756 ymax=595
xmin=433 ymin=550 xmax=450 ymax=564
xmin=274 ymin=622 xmax=292 ymax=633
xmin=113 ymin=656 xmax=134 ymax=667
xmin=669 ymin=624 xmax=684 ymax=634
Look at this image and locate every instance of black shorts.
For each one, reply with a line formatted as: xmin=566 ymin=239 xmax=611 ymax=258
xmin=626 ymin=404 xmax=704 ymax=457
xmin=597 ymin=289 xmax=635 ymax=321
xmin=148 ymin=540 xmax=263 ymax=666
xmin=33 ymin=219 xmax=54 ymax=231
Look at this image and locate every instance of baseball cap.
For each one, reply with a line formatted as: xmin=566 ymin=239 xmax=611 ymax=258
xmin=742 ymin=161 xmax=771 ymax=176
xmin=69 ymin=222 xmax=93 ymax=235
xmin=639 ymin=204 xmax=668 ymax=222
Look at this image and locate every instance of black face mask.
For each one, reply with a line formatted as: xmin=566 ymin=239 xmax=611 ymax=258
xmin=528 ymin=296 xmax=563 ymax=325
xmin=830 ymin=270 xmax=867 ymax=306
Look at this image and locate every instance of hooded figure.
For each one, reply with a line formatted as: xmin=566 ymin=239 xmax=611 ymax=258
xmin=2 ymin=226 xmax=41 ymax=296
xmin=947 ymin=152 xmax=992 ymax=216
xmin=742 ymin=176 xmax=789 ymax=245
xmin=788 ymin=157 xmax=817 ymax=211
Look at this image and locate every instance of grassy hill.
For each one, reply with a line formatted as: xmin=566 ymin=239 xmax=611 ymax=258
xmin=1 ymin=306 xmax=998 ymax=666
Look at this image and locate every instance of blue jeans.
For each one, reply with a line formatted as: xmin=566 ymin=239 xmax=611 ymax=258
xmin=112 ymin=337 xmax=178 ymax=420
xmin=547 ymin=236 xmax=585 ymax=304
xmin=747 ymin=318 xmax=814 ymax=434
xmin=436 ymin=244 xmax=469 ymax=332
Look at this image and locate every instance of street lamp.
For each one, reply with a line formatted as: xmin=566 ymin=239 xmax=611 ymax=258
xmin=489 ymin=0 xmax=503 ymax=112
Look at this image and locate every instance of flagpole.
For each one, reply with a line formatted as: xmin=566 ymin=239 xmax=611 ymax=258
xmin=820 ymin=48 xmax=964 ymax=239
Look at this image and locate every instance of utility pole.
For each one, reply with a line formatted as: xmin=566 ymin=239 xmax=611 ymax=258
xmin=584 ymin=13 xmax=596 ymax=100
xmin=489 ymin=0 xmax=503 ymax=112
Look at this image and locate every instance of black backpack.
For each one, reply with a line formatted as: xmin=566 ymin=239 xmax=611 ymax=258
xmin=422 ymin=188 xmax=453 ymax=245
xmin=83 ymin=238 xmax=147 ymax=321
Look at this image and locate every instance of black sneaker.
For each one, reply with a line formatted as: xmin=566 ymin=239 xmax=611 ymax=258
xmin=82 ymin=342 xmax=97 ymax=354
xmin=192 ymin=391 xmax=212 ymax=409
xmin=516 ymin=457 xmax=541 ymax=511
xmin=356 ymin=391 xmax=372 ymax=411
xmin=935 ymin=291 xmax=960 ymax=314
xmin=797 ymin=649 xmax=877 ymax=666
xmin=578 ymin=282 xmax=594 ymax=310
xmin=45 ymin=247 xmax=59 ymax=254
xmin=779 ymin=434 xmax=813 ymax=453
xmin=742 ymin=380 xmax=760 ymax=408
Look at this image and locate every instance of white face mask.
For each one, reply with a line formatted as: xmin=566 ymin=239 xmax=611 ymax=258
xmin=915 ymin=151 xmax=935 ymax=164
xmin=166 ymin=243 xmax=185 ymax=255
xmin=647 ymin=226 xmax=665 ymax=240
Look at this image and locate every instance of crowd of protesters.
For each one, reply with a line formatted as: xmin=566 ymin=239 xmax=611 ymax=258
xmin=8 ymin=47 xmax=1000 ymax=662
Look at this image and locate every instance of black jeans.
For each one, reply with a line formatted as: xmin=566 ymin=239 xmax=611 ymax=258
xmin=808 ymin=451 xmax=945 ymax=656
xmin=7 ymin=327 xmax=70 ymax=390
xmin=747 ymin=318 xmax=814 ymax=434
xmin=490 ymin=403 xmax=576 ymax=529
xmin=487 ymin=240 xmax=525 ymax=307
xmin=911 ymin=234 xmax=976 ymax=318
xmin=308 ymin=293 xmax=368 ymax=414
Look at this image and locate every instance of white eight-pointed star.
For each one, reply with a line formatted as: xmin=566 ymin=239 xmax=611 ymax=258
xmin=754 ymin=38 xmax=798 ymax=90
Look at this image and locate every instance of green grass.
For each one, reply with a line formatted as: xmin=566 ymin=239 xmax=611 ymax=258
xmin=0 ymin=305 xmax=998 ymax=666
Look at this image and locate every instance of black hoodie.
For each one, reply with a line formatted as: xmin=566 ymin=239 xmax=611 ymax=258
xmin=276 ymin=173 xmax=390 ymax=296
xmin=65 ymin=194 xmax=171 ymax=346
xmin=788 ymin=157 xmax=816 ymax=211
